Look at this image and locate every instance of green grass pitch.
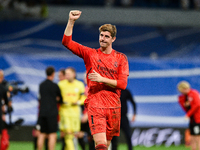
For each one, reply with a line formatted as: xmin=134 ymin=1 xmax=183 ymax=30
xmin=9 ymin=141 xmax=190 ymax=150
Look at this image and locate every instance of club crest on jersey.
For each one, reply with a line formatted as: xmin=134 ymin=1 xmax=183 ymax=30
xmin=114 ymin=62 xmax=118 ymax=67
xmin=188 ymin=97 xmax=193 ymax=101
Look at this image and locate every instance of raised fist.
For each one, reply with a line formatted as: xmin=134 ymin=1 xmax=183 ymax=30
xmin=69 ymin=10 xmax=82 ymax=21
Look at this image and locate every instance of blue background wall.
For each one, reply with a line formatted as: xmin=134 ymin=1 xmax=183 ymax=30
xmin=1 ymin=20 xmax=200 ymax=127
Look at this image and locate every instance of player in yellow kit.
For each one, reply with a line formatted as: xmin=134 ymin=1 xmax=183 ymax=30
xmin=58 ymin=67 xmax=86 ymax=150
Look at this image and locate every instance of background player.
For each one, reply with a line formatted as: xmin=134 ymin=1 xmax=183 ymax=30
xmin=62 ymin=10 xmax=129 ymax=150
xmin=37 ymin=66 xmax=62 ymax=150
xmin=58 ymin=67 xmax=85 ymax=150
xmin=58 ymin=68 xmax=67 ymax=150
xmin=177 ymin=81 xmax=200 ymax=150
xmin=58 ymin=69 xmax=66 ymax=81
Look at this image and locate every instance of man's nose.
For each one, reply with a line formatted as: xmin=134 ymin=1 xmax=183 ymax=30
xmin=101 ymin=36 xmax=105 ymax=40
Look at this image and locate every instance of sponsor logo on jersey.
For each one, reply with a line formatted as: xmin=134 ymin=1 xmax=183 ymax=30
xmin=114 ymin=62 xmax=118 ymax=67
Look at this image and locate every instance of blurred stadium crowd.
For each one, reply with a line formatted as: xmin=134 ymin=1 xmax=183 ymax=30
xmin=0 ymin=0 xmax=200 ymax=18
xmin=1 ymin=0 xmax=200 ymax=8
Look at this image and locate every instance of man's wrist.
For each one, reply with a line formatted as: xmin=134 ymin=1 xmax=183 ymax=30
xmin=101 ymin=77 xmax=105 ymax=83
xmin=68 ymin=19 xmax=75 ymax=25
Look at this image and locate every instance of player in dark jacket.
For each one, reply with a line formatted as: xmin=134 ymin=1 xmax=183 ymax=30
xmin=37 ymin=66 xmax=62 ymax=150
xmin=112 ymin=88 xmax=137 ymax=150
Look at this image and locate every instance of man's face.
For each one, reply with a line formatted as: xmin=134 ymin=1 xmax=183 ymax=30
xmin=51 ymin=72 xmax=55 ymax=80
xmin=99 ymin=31 xmax=115 ymax=48
xmin=65 ymin=69 xmax=75 ymax=82
xmin=0 ymin=76 xmax=3 ymax=83
xmin=180 ymin=88 xmax=190 ymax=95
xmin=0 ymin=71 xmax=4 ymax=83
xmin=58 ymin=71 xmax=65 ymax=81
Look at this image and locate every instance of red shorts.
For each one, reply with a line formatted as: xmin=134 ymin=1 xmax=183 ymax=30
xmin=87 ymin=106 xmax=121 ymax=141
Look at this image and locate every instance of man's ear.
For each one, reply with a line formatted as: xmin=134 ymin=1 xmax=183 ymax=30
xmin=112 ymin=37 xmax=116 ymax=42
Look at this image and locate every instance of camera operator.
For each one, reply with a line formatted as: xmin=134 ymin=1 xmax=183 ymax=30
xmin=0 ymin=70 xmax=25 ymax=150
xmin=0 ymin=70 xmax=13 ymax=115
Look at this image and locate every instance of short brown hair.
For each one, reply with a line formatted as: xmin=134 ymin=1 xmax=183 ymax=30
xmin=46 ymin=66 xmax=55 ymax=76
xmin=99 ymin=24 xmax=117 ymax=38
xmin=59 ymin=68 xmax=65 ymax=75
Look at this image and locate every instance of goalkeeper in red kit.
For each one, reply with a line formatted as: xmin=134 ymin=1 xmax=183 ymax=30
xmin=62 ymin=10 xmax=129 ymax=150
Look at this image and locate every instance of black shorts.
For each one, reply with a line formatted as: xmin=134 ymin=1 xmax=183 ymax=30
xmin=189 ymin=123 xmax=200 ymax=135
xmin=38 ymin=116 xmax=58 ymax=134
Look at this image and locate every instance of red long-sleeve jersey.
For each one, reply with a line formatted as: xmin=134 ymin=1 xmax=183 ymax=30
xmin=62 ymin=35 xmax=129 ymax=109
xmin=178 ymin=89 xmax=200 ymax=123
